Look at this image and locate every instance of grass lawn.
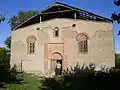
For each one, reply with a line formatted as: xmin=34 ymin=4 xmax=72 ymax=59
xmin=0 ymin=74 xmax=42 ymax=90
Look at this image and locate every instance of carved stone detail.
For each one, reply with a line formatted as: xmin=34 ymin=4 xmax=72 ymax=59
xmin=44 ymin=43 xmax=64 ymax=72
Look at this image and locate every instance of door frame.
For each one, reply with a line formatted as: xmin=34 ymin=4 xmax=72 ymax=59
xmin=51 ymin=59 xmax=63 ymax=75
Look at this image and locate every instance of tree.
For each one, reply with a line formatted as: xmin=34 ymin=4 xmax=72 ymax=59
xmin=4 ymin=36 xmax=11 ymax=49
xmin=8 ymin=10 xmax=39 ymax=29
xmin=0 ymin=47 xmax=10 ymax=75
xmin=114 ymin=0 xmax=120 ymax=6
xmin=115 ymin=54 xmax=120 ymax=69
xmin=0 ymin=47 xmax=23 ymax=86
xmin=112 ymin=0 xmax=120 ymax=35
xmin=0 ymin=14 xmax=5 ymax=23
xmin=0 ymin=48 xmax=8 ymax=62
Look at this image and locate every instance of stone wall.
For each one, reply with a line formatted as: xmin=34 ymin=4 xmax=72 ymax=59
xmin=11 ymin=18 xmax=115 ymax=74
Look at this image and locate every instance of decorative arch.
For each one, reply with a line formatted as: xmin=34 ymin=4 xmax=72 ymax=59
xmin=27 ymin=35 xmax=37 ymax=54
xmin=76 ymin=32 xmax=89 ymax=41
xmin=54 ymin=27 xmax=59 ymax=31
xmin=50 ymin=52 xmax=63 ymax=73
xmin=27 ymin=35 xmax=37 ymax=42
xmin=51 ymin=52 xmax=63 ymax=60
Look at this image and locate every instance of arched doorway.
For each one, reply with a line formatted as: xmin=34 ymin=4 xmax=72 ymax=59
xmin=51 ymin=52 xmax=63 ymax=75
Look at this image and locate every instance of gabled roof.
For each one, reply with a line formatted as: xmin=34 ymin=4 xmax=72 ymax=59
xmin=13 ymin=2 xmax=113 ymax=30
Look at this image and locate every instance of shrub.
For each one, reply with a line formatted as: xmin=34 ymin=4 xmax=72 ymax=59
xmin=115 ymin=54 xmax=120 ymax=69
xmin=40 ymin=64 xmax=120 ymax=90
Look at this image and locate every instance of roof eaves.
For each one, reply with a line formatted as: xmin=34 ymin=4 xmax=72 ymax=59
xmin=12 ymin=13 xmax=41 ymax=30
xmin=55 ymin=2 xmax=113 ymax=22
xmin=12 ymin=2 xmax=113 ymax=30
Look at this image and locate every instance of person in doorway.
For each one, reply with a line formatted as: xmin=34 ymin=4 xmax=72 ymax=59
xmin=55 ymin=62 xmax=61 ymax=75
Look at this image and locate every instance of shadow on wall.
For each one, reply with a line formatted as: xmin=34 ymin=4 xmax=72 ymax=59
xmin=39 ymin=63 xmax=120 ymax=90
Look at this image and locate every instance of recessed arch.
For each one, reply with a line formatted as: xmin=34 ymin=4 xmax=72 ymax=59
xmin=53 ymin=27 xmax=59 ymax=31
xmin=51 ymin=52 xmax=63 ymax=60
xmin=26 ymin=35 xmax=37 ymax=54
xmin=76 ymin=32 xmax=89 ymax=41
xmin=27 ymin=35 xmax=37 ymax=42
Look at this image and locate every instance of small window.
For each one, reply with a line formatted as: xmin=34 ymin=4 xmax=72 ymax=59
xmin=72 ymin=24 xmax=76 ymax=27
xmin=37 ymin=28 xmax=40 ymax=30
xmin=55 ymin=30 xmax=59 ymax=37
xmin=27 ymin=36 xmax=36 ymax=54
xmin=53 ymin=27 xmax=59 ymax=37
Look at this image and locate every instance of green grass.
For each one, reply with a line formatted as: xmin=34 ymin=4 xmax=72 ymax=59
xmin=0 ymin=74 xmax=41 ymax=90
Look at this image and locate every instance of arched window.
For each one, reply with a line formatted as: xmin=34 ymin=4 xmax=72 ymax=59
xmin=77 ymin=33 xmax=88 ymax=53
xmin=53 ymin=27 xmax=59 ymax=37
xmin=27 ymin=36 xmax=36 ymax=54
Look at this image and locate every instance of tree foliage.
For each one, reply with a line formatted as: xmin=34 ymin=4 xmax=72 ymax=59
xmin=112 ymin=0 xmax=120 ymax=35
xmin=114 ymin=0 xmax=120 ymax=6
xmin=0 ymin=14 xmax=5 ymax=23
xmin=0 ymin=47 xmax=23 ymax=88
xmin=115 ymin=54 xmax=120 ymax=69
xmin=112 ymin=0 xmax=120 ymax=23
xmin=4 ymin=36 xmax=11 ymax=49
xmin=8 ymin=10 xmax=39 ymax=29
xmin=0 ymin=48 xmax=9 ymax=62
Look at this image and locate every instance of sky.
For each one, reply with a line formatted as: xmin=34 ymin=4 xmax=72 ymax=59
xmin=0 ymin=0 xmax=120 ymax=52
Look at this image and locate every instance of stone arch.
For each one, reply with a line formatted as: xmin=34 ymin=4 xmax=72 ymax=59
xmin=76 ymin=32 xmax=89 ymax=41
xmin=51 ymin=52 xmax=63 ymax=60
xmin=27 ymin=35 xmax=37 ymax=42
xmin=53 ymin=27 xmax=59 ymax=31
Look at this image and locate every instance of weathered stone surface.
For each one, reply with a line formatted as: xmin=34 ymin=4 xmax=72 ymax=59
xmin=11 ymin=18 xmax=115 ymax=75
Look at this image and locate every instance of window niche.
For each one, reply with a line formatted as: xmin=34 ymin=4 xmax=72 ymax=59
xmin=27 ymin=36 xmax=36 ymax=55
xmin=53 ymin=27 xmax=59 ymax=37
xmin=76 ymin=33 xmax=88 ymax=53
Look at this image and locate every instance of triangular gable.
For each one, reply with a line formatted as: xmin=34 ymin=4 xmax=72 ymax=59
xmin=13 ymin=2 xmax=113 ymax=30
xmin=41 ymin=2 xmax=112 ymax=22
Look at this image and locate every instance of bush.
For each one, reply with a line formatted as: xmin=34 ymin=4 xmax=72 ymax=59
xmin=115 ymin=54 xmax=120 ymax=69
xmin=0 ymin=65 xmax=24 ymax=88
xmin=40 ymin=64 xmax=120 ymax=90
xmin=0 ymin=47 xmax=24 ymax=88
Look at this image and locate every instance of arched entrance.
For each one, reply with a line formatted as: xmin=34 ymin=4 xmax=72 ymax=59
xmin=51 ymin=52 xmax=63 ymax=75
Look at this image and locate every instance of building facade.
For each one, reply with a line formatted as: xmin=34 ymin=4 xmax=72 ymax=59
xmin=10 ymin=2 xmax=115 ymax=75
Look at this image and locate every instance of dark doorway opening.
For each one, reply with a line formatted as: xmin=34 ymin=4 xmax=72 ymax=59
xmin=57 ymin=60 xmax=62 ymax=75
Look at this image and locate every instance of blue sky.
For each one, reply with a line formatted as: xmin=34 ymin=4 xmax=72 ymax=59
xmin=0 ymin=0 xmax=120 ymax=52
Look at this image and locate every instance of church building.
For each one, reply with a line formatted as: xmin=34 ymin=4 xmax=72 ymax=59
xmin=10 ymin=2 xmax=115 ymax=75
